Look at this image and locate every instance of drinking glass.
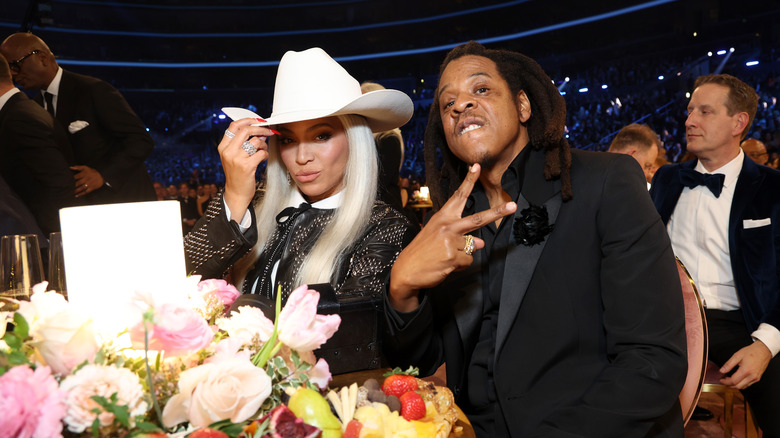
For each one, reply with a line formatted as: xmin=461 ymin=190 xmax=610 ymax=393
xmin=0 ymin=234 xmax=45 ymax=301
xmin=48 ymin=231 xmax=67 ymax=299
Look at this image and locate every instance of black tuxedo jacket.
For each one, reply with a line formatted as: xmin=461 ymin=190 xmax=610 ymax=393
xmin=650 ymin=157 xmax=780 ymax=332
xmin=385 ymin=149 xmax=687 ymax=437
xmin=37 ymin=70 xmax=155 ymax=204
xmin=0 ymin=91 xmax=76 ymax=234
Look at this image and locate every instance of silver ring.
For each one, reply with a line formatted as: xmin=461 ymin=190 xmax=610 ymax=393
xmin=242 ymin=141 xmax=257 ymax=156
xmin=224 ymin=129 xmax=236 ymax=139
xmin=463 ymin=235 xmax=475 ymax=255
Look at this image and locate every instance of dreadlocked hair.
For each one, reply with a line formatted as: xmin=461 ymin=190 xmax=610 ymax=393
xmin=425 ymin=41 xmax=572 ymax=210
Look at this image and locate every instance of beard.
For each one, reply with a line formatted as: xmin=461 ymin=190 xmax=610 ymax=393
xmin=475 ymin=150 xmax=499 ymax=170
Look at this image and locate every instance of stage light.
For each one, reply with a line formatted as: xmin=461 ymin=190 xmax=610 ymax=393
xmin=146 ymin=128 xmax=150 ymax=132
xmin=565 ymin=77 xmax=570 ymax=82
xmin=560 ymin=91 xmax=567 ymax=95
xmin=729 ymin=47 xmax=735 ymax=52
xmin=746 ymin=60 xmax=759 ymax=66
xmin=717 ymin=50 xmax=726 ymax=55
xmin=218 ymin=114 xmax=226 ymax=120
xmin=579 ymin=87 xmax=588 ymax=93
xmin=708 ymin=52 xmax=713 ymax=57
xmin=658 ymin=75 xmax=664 ymax=80
xmin=677 ymin=72 xmax=682 ymax=76
xmin=693 ymin=32 xmax=697 ymax=37
xmin=202 ymin=85 xmax=208 ymax=90
xmin=685 ymin=92 xmax=691 ymax=98
xmin=601 ymin=84 xmax=608 ymax=89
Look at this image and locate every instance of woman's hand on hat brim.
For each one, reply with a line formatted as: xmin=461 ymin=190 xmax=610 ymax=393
xmin=219 ymin=118 xmax=275 ymax=220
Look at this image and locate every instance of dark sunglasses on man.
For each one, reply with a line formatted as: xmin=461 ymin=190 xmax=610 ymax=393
xmin=8 ymin=50 xmax=39 ymax=72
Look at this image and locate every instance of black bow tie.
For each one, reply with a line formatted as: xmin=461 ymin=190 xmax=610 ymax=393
xmin=275 ymin=202 xmax=311 ymax=223
xmin=679 ymin=167 xmax=725 ymax=197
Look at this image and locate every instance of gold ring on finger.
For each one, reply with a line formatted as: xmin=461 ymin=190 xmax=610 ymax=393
xmin=463 ymin=234 xmax=475 ymax=255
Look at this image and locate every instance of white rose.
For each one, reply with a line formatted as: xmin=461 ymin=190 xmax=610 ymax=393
xmin=18 ymin=289 xmax=99 ymax=375
xmin=216 ymin=305 xmax=274 ymax=345
xmin=162 ymin=357 xmax=271 ymax=428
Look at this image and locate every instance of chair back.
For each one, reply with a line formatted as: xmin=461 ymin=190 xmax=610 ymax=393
xmin=676 ymin=257 xmax=708 ymax=425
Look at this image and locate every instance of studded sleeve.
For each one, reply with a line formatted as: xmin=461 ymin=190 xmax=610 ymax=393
xmin=183 ymin=193 xmax=258 ymax=279
xmin=335 ymin=205 xmax=417 ymax=298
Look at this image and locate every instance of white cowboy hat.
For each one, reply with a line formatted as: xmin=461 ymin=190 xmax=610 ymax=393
xmin=223 ymin=47 xmax=413 ymax=133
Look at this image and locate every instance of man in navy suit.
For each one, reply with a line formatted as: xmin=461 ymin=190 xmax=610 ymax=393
xmin=650 ymin=74 xmax=780 ymax=436
xmin=385 ymin=42 xmax=687 ymax=437
xmin=0 ymin=32 xmax=155 ymax=205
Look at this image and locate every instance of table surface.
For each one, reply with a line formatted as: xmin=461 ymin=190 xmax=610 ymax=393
xmin=330 ymin=368 xmax=474 ymax=438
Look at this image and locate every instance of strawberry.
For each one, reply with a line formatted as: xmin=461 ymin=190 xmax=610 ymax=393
xmin=381 ymin=374 xmax=418 ymax=398
xmin=399 ymin=391 xmax=426 ymax=421
xmin=343 ymin=419 xmax=363 ymax=438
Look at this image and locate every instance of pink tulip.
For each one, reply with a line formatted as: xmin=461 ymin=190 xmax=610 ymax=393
xmin=277 ymin=285 xmax=340 ymax=353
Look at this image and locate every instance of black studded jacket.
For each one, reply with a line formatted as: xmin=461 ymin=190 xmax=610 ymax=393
xmin=184 ymin=193 xmax=417 ymax=301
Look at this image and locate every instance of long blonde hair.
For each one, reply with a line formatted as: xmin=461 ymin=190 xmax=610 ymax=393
xmin=233 ymin=114 xmax=378 ymax=289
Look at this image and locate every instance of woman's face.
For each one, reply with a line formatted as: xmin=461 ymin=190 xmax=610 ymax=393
xmin=278 ymin=116 xmax=349 ymax=203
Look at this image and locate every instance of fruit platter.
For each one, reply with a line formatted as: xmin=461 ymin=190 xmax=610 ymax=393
xmin=235 ymin=367 xmax=469 ymax=438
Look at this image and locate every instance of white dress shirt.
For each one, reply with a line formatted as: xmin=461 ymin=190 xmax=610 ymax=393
xmin=668 ymin=150 xmax=780 ymax=356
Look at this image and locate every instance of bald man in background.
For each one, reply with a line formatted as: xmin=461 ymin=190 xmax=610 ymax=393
xmin=608 ymin=123 xmax=660 ymax=188
xmin=742 ymin=138 xmax=769 ymax=165
xmin=0 ymin=32 xmax=155 ymax=205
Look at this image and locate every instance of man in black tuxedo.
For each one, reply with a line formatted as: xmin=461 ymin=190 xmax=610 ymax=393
xmin=384 ymin=42 xmax=687 ymax=437
xmin=0 ymin=53 xmax=75 ymax=235
xmin=650 ymin=74 xmax=780 ymax=436
xmin=0 ymin=32 xmax=155 ymax=205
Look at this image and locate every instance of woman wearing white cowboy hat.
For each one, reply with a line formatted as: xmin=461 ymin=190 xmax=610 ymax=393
xmin=183 ymin=47 xmax=416 ymax=304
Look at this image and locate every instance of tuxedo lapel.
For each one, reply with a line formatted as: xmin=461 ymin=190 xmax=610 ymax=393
xmin=729 ymin=156 xmax=763 ymax=238
xmin=54 ymin=70 xmax=77 ymax=127
xmin=495 ymin=148 xmax=561 ymax=358
xmin=656 ymin=161 xmax=694 ymax=224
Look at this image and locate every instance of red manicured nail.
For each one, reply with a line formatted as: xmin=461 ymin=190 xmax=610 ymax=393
xmin=270 ymin=129 xmax=281 ymax=135
xmin=256 ymin=118 xmax=267 ymax=122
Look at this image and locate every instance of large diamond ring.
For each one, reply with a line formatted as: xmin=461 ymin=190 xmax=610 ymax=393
xmin=463 ymin=235 xmax=475 ymax=255
xmin=224 ymin=129 xmax=236 ymax=138
xmin=242 ymin=141 xmax=257 ymax=156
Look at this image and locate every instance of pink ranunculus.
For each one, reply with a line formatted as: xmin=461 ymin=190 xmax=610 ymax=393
xmin=0 ymin=365 xmax=67 ymax=438
xmin=129 ymin=303 xmax=213 ymax=356
xmin=162 ymin=357 xmax=272 ymax=429
xmin=277 ymin=285 xmax=340 ymax=353
xmin=196 ymin=279 xmax=241 ymax=311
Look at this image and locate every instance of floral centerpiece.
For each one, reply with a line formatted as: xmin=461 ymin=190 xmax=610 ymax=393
xmin=0 ymin=278 xmax=340 ymax=438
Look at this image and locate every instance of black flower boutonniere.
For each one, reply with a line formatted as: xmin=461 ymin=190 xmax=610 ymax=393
xmin=513 ymin=204 xmax=555 ymax=246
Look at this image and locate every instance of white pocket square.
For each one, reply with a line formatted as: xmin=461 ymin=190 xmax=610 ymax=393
xmin=743 ymin=218 xmax=771 ymax=229
xmin=68 ymin=120 xmax=89 ymax=134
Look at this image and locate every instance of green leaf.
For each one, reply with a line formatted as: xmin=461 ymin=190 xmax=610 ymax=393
xmin=383 ymin=366 xmax=420 ymax=377
xmin=12 ymin=313 xmax=29 ymax=339
xmin=4 ymin=333 xmax=21 ymax=350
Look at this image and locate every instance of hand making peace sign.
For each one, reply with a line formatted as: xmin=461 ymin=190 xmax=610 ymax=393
xmin=388 ymin=163 xmax=517 ymax=312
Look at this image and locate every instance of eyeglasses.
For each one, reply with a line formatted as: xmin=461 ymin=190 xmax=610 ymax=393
xmin=8 ymin=50 xmax=39 ymax=72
